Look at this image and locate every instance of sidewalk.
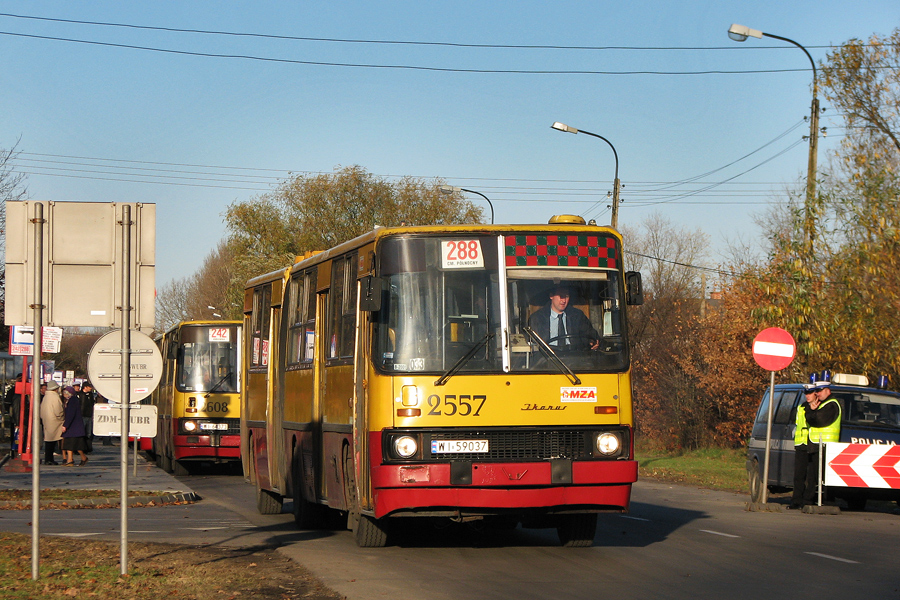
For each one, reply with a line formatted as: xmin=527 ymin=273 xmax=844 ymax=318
xmin=0 ymin=442 xmax=199 ymax=508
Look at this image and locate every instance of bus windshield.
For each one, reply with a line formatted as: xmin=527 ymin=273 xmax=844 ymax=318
xmin=372 ymin=235 xmax=627 ymax=375
xmin=507 ymin=271 xmax=626 ymax=373
xmin=176 ymin=325 xmax=240 ymax=393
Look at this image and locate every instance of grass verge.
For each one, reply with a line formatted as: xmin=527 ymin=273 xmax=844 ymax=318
xmin=636 ymin=445 xmax=748 ymax=493
xmin=0 ymin=532 xmax=343 ymax=600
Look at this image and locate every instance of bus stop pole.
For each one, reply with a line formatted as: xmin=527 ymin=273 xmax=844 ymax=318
xmin=119 ymin=205 xmax=132 ymax=575
xmin=30 ymin=202 xmax=45 ymax=580
xmin=761 ymin=370 xmax=776 ymax=504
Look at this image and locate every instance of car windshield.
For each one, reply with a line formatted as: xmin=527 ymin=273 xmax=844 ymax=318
xmin=834 ymin=391 xmax=900 ymax=428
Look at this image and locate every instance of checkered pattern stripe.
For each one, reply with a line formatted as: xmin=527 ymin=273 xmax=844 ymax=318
xmin=504 ymin=234 xmax=618 ymax=268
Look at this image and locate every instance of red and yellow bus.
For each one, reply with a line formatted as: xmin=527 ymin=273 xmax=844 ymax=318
xmin=151 ymin=321 xmax=242 ymax=475
xmin=242 ymin=216 xmax=643 ymax=546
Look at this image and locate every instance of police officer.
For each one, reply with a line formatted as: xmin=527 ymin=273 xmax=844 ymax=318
xmin=791 ymin=381 xmax=841 ymax=509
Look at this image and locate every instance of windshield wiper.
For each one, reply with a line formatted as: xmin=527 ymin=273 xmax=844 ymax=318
xmin=435 ymin=333 xmax=495 ymax=387
xmin=204 ymin=370 xmax=233 ymax=397
xmin=522 ymin=326 xmax=581 ymax=385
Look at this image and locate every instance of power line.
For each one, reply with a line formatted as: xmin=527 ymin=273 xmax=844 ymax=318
xmin=0 ymin=12 xmax=854 ymax=52
xmin=0 ymin=30 xmax=817 ymax=76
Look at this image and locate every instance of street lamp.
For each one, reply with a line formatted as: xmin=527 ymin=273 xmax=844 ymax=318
xmin=440 ymin=185 xmax=494 ymax=224
xmin=207 ymin=305 xmax=222 ymax=318
xmin=728 ymin=23 xmax=819 ymax=242
xmin=551 ymin=122 xmax=622 ymax=229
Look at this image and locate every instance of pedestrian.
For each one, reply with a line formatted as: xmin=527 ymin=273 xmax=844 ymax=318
xmin=791 ymin=381 xmax=842 ymax=509
xmin=6 ymin=373 xmax=24 ymax=455
xmin=60 ymin=386 xmax=89 ymax=466
xmin=80 ymin=381 xmax=96 ymax=453
xmin=95 ymin=392 xmax=114 ymax=446
xmin=40 ymin=380 xmax=64 ymax=465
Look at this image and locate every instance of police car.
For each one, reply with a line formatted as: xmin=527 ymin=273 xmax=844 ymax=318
xmin=747 ymin=373 xmax=900 ymax=510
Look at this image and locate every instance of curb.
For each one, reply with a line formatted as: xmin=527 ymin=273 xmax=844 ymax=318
xmin=0 ymin=491 xmax=201 ymax=509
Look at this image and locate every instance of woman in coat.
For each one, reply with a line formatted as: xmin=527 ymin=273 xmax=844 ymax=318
xmin=40 ymin=380 xmax=65 ymax=465
xmin=61 ymin=385 xmax=88 ymax=466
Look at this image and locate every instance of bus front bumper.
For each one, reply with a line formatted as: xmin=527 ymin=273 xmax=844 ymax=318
xmin=370 ymin=459 xmax=637 ymax=518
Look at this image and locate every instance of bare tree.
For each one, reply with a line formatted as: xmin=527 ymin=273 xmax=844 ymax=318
xmin=185 ymin=240 xmax=238 ymax=320
xmin=155 ymin=276 xmax=193 ymax=334
xmin=0 ymin=140 xmax=28 ymax=351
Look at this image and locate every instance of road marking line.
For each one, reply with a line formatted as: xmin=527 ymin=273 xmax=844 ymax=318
xmin=700 ymin=529 xmax=739 ymax=538
xmin=620 ymin=515 xmax=650 ymax=521
xmin=805 ymin=552 xmax=859 ymax=564
xmin=53 ymin=533 xmax=103 ymax=538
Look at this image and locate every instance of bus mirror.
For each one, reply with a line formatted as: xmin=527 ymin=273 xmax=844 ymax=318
xmin=360 ymin=276 xmax=383 ymax=312
xmin=625 ymin=271 xmax=643 ymax=306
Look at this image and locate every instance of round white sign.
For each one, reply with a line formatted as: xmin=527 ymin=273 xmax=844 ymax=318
xmin=87 ymin=329 xmax=163 ymax=403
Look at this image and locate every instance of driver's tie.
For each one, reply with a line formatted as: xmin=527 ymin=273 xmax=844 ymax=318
xmin=561 ymin=314 xmax=569 ymax=345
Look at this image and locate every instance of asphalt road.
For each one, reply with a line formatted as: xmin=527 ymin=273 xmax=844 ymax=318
xmin=2 ymin=470 xmax=899 ymax=600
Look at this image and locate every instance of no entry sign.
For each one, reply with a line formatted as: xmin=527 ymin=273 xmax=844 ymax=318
xmin=752 ymin=327 xmax=796 ymax=371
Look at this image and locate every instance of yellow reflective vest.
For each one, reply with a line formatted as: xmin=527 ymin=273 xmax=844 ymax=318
xmin=795 ymin=397 xmax=841 ymax=445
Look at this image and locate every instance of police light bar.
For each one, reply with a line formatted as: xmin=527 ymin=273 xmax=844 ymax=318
xmin=831 ymin=373 xmax=868 ymax=386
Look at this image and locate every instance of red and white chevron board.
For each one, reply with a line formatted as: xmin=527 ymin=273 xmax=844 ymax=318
xmin=825 ymin=443 xmax=900 ymax=489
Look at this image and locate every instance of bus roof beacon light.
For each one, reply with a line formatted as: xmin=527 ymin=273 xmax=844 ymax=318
xmin=727 ymin=23 xmax=763 ymax=42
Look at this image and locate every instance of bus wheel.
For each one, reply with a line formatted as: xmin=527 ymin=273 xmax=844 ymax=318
xmin=557 ymin=514 xmax=597 ymax=547
xmin=257 ymin=487 xmax=283 ymax=515
xmin=250 ymin=450 xmax=283 ymax=515
xmin=748 ymin=459 xmax=763 ymax=503
xmin=173 ymin=459 xmax=190 ymax=477
xmin=158 ymin=445 xmax=173 ymax=473
xmin=355 ymin=514 xmax=389 ymax=548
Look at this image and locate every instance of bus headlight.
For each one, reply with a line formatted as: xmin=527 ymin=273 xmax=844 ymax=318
xmin=392 ymin=435 xmax=418 ymax=459
xmin=595 ymin=432 xmax=621 ymax=456
xmin=181 ymin=419 xmax=199 ymax=433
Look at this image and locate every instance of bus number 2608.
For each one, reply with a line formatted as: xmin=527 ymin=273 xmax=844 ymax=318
xmin=426 ymin=394 xmax=486 ymax=417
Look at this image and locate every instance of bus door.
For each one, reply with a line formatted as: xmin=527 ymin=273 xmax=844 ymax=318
xmin=270 ymin=305 xmax=286 ymax=493
xmin=352 ymin=291 xmax=370 ymax=513
xmin=313 ymin=289 xmax=328 ymax=501
xmin=266 ymin=303 xmax=283 ymax=492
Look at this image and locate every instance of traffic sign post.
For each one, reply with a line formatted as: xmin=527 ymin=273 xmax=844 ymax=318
xmin=93 ymin=404 xmax=158 ymax=477
xmin=752 ymin=327 xmax=797 ymax=506
xmin=87 ymin=329 xmax=163 ymax=404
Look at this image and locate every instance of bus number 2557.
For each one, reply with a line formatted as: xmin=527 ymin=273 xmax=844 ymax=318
xmin=426 ymin=394 xmax=486 ymax=417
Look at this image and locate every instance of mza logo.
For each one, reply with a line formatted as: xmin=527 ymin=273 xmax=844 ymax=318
xmin=560 ymin=387 xmax=597 ymax=402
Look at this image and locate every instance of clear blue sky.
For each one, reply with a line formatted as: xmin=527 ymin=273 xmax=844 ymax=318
xmin=1 ymin=1 xmax=897 ymax=289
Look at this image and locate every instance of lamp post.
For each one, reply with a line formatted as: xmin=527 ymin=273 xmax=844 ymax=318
xmin=551 ymin=122 xmax=621 ymax=228
xmin=728 ymin=23 xmax=819 ymax=243
xmin=440 ymin=185 xmax=494 ymax=224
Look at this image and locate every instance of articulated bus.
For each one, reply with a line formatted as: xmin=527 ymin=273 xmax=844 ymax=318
xmin=151 ymin=321 xmax=242 ymax=475
xmin=242 ymin=216 xmax=643 ymax=547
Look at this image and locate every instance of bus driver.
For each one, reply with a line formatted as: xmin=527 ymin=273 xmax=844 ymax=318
xmin=528 ymin=285 xmax=600 ymax=350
